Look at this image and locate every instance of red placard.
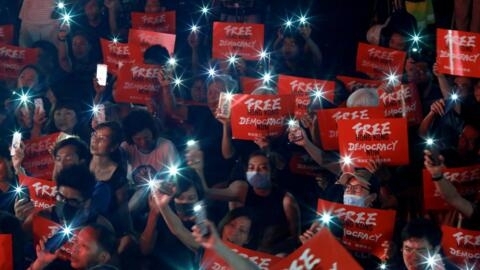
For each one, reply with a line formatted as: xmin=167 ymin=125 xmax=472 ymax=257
xmin=32 ymin=216 xmax=78 ymax=261
xmin=100 ymin=38 xmax=134 ymax=76
xmin=0 ymin=25 xmax=14 ymax=44
xmin=442 ymin=225 xmax=480 ymax=267
xmin=114 ymin=62 xmax=162 ymax=105
xmin=356 ymin=42 xmax=407 ymax=80
xmin=19 ymin=175 xmax=56 ymax=210
xmin=131 ymin=11 xmax=176 ymax=34
xmin=270 ymin=228 xmax=362 ymax=270
xmin=337 ymin=118 xmax=409 ymax=166
xmin=436 ymin=28 xmax=480 ymax=78
xmin=336 ymin=75 xmax=382 ymax=93
xmin=317 ymin=107 xmax=385 ymax=151
xmin=0 ymin=45 xmax=39 ymax=80
xmin=23 ymin=132 xmax=61 ymax=180
xmin=0 ymin=234 xmax=13 ymax=270
xmin=128 ymin=29 xmax=176 ymax=58
xmin=201 ymin=241 xmax=280 ymax=270
xmin=230 ymin=94 xmax=294 ymax=140
xmin=317 ymin=199 xmax=396 ymax=260
xmin=212 ymin=22 xmax=264 ymax=61
xmin=239 ymin=76 xmax=263 ymax=94
xmin=423 ymin=165 xmax=480 ymax=211
xmin=377 ymin=84 xmax=423 ymax=125
xmin=277 ymin=75 xmax=335 ymax=117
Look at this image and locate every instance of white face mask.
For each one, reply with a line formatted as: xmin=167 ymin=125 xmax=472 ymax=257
xmin=343 ymin=194 xmax=367 ymax=207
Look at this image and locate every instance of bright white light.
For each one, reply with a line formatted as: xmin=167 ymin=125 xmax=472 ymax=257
xmin=224 ymin=92 xmax=234 ymax=101
xmin=62 ymin=13 xmax=71 ymax=24
xmin=426 ymin=138 xmax=434 ymax=146
xmin=451 ymin=93 xmax=458 ymax=101
xmin=283 ymin=18 xmax=293 ymax=28
xmin=190 ymin=24 xmax=199 ymax=32
xmin=411 ymin=47 xmax=418 ymax=52
xmin=227 ymin=55 xmax=238 ymax=65
xmin=299 ymin=15 xmax=307 ymax=24
xmin=312 ymin=89 xmax=323 ymax=99
xmin=193 ymin=203 xmax=202 ymax=212
xmin=341 ymin=155 xmax=352 ymax=165
xmin=379 ymin=262 xmax=387 ymax=270
xmin=19 ymin=93 xmax=29 ymax=104
xmin=387 ymin=72 xmax=399 ymax=85
xmin=187 ymin=140 xmax=197 ymax=147
xmin=207 ymin=67 xmax=217 ymax=77
xmin=259 ymin=49 xmax=268 ymax=60
xmin=262 ymin=72 xmax=272 ymax=83
xmin=147 ymin=179 xmax=157 ymax=190
xmin=14 ymin=185 xmax=23 ymax=194
xmin=200 ymin=5 xmax=210 ymax=15
xmin=167 ymin=165 xmax=179 ymax=176
xmin=112 ymin=37 xmax=119 ymax=43
xmin=320 ymin=212 xmax=332 ymax=224
xmin=173 ymin=77 xmax=183 ymax=87
xmin=288 ymin=119 xmax=297 ymax=127
xmin=62 ymin=224 xmax=73 ymax=237
xmin=92 ymin=104 xmax=100 ymax=114
xmin=168 ymin=57 xmax=177 ymax=67
xmin=57 ymin=2 xmax=65 ymax=9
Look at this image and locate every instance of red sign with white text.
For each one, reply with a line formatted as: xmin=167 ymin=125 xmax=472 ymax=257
xmin=100 ymin=38 xmax=134 ymax=76
xmin=423 ymin=164 xmax=480 ymax=210
xmin=0 ymin=25 xmax=14 ymax=44
xmin=23 ymin=132 xmax=61 ymax=180
xmin=337 ymin=118 xmax=409 ymax=166
xmin=0 ymin=44 xmax=38 ymax=80
xmin=436 ymin=28 xmax=480 ymax=78
xmin=230 ymin=94 xmax=294 ymax=140
xmin=128 ymin=29 xmax=176 ymax=58
xmin=19 ymin=175 xmax=56 ymax=210
xmin=317 ymin=199 xmax=396 ymax=260
xmin=336 ymin=75 xmax=382 ymax=93
xmin=131 ymin=11 xmax=176 ymax=34
xmin=278 ymin=75 xmax=335 ymax=117
xmin=32 ymin=216 xmax=78 ymax=261
xmin=317 ymin=107 xmax=385 ymax=150
xmin=270 ymin=228 xmax=362 ymax=270
xmin=114 ymin=62 xmax=162 ymax=105
xmin=442 ymin=225 xmax=480 ymax=267
xmin=202 ymin=241 xmax=280 ymax=270
xmin=0 ymin=234 xmax=12 ymax=270
xmin=212 ymin=22 xmax=264 ymax=61
xmin=356 ymin=42 xmax=407 ymax=80
xmin=377 ymin=83 xmax=423 ymax=125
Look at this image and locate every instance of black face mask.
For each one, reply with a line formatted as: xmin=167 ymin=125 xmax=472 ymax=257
xmin=55 ymin=201 xmax=80 ymax=222
xmin=174 ymin=202 xmax=196 ymax=218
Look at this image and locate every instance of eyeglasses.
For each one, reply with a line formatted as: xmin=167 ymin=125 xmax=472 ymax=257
xmin=56 ymin=192 xmax=86 ymax=207
xmin=345 ymin=183 xmax=369 ymax=193
xmin=402 ymin=246 xmax=430 ymax=255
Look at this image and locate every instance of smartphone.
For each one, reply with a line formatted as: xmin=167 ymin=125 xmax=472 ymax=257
xmin=425 ymin=140 xmax=441 ymax=166
xmin=193 ymin=201 xmax=210 ymax=237
xmin=34 ymin=98 xmax=45 ymax=115
xmin=96 ymin=64 xmax=108 ymax=86
xmin=444 ymin=98 xmax=455 ymax=114
xmin=15 ymin=185 xmax=30 ymax=201
xmin=217 ymin=92 xmax=232 ymax=118
xmin=44 ymin=228 xmax=71 ymax=253
xmin=94 ymin=104 xmax=106 ymax=123
xmin=186 ymin=140 xmax=199 ymax=152
xmin=288 ymin=120 xmax=303 ymax=142
xmin=10 ymin=132 xmax=22 ymax=156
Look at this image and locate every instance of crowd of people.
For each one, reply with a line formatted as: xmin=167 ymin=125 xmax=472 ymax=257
xmin=0 ymin=0 xmax=479 ymax=269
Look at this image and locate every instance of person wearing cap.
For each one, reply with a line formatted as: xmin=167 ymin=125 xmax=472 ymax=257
xmin=337 ymin=168 xmax=380 ymax=208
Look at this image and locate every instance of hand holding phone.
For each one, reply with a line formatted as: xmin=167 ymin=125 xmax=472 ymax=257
xmin=34 ymin=98 xmax=45 ymax=115
xmin=96 ymin=64 xmax=108 ymax=86
xmin=425 ymin=140 xmax=441 ymax=166
xmin=288 ymin=120 xmax=303 ymax=142
xmin=217 ymin=92 xmax=232 ymax=118
xmin=193 ymin=202 xmax=210 ymax=237
xmin=10 ymin=132 xmax=22 ymax=156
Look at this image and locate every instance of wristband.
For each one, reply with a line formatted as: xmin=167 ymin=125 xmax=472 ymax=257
xmin=432 ymin=174 xmax=443 ymax=182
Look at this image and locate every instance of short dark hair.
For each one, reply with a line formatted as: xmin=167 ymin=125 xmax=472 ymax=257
xmin=174 ymin=168 xmax=205 ymax=200
xmin=143 ymin=45 xmax=169 ymax=65
xmin=85 ymin=223 xmax=117 ymax=255
xmin=401 ymin=218 xmax=442 ymax=248
xmin=95 ymin=121 xmax=124 ymax=147
xmin=218 ymin=207 xmax=254 ymax=236
xmin=122 ymin=109 xmax=159 ymax=145
xmin=56 ymin=164 xmax=96 ymax=199
xmin=53 ymin=136 xmax=91 ymax=164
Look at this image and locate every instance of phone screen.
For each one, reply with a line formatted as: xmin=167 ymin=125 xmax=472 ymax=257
xmin=96 ymin=64 xmax=108 ymax=86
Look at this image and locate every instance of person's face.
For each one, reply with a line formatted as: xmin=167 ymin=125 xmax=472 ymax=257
xmin=281 ymin=37 xmax=299 ymax=60
xmin=174 ymin=186 xmax=199 ymax=204
xmin=56 ymin=186 xmax=86 ymax=208
xmin=207 ymin=81 xmax=225 ymax=113
xmin=415 ymin=63 xmax=430 ymax=84
xmin=132 ymin=128 xmax=155 ymax=153
xmin=402 ymin=238 xmax=434 ymax=270
xmin=405 ymin=62 xmax=420 ymax=83
xmin=389 ymin=33 xmax=407 ymax=51
xmin=454 ymin=77 xmax=472 ymax=96
xmin=145 ymin=0 xmax=162 ymax=13
xmin=344 ymin=177 xmax=370 ymax=197
xmin=54 ymin=145 xmax=81 ymax=175
xmin=84 ymin=0 xmax=101 ymax=20
xmin=17 ymin=68 xmax=39 ymax=89
xmin=54 ymin=108 xmax=78 ymax=133
xmin=72 ymin=36 xmax=91 ymax=60
xmin=71 ymin=227 xmax=106 ymax=269
xmin=458 ymin=125 xmax=479 ymax=155
xmin=190 ymin=80 xmax=206 ymax=103
xmin=90 ymin=127 xmax=113 ymax=156
xmin=247 ymin=155 xmax=270 ymax=174
xmin=222 ymin=216 xmax=251 ymax=246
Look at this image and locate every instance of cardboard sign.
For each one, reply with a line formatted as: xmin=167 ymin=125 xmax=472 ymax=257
xmin=337 ymin=118 xmax=409 ymax=166
xmin=270 ymin=228 xmax=362 ymax=270
xmin=201 ymin=241 xmax=280 ymax=270
xmin=32 ymin=216 xmax=78 ymax=261
xmin=377 ymin=84 xmax=423 ymax=125
xmin=18 ymin=175 xmax=56 ymax=210
xmin=336 ymin=75 xmax=382 ymax=93
xmin=317 ymin=107 xmax=385 ymax=151
xmin=23 ymin=132 xmax=61 ymax=180
xmin=230 ymin=94 xmax=294 ymax=140
xmin=442 ymin=225 xmax=480 ymax=267
xmin=0 ymin=234 xmax=13 ymax=270
xmin=356 ymin=42 xmax=407 ymax=80
xmin=0 ymin=25 xmax=14 ymax=44
xmin=114 ymin=62 xmax=162 ymax=105
xmin=131 ymin=11 xmax=176 ymax=34
xmin=277 ymin=75 xmax=335 ymax=117
xmin=240 ymin=76 xmax=263 ymax=94
xmin=100 ymin=38 xmax=134 ymax=76
xmin=0 ymin=44 xmax=39 ymax=80
xmin=423 ymin=165 xmax=480 ymax=211
xmin=128 ymin=29 xmax=176 ymax=58
xmin=212 ymin=22 xmax=264 ymax=61
xmin=436 ymin=29 xmax=480 ymax=78
xmin=317 ymin=199 xmax=396 ymax=260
